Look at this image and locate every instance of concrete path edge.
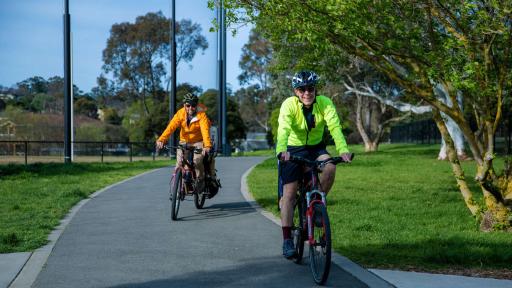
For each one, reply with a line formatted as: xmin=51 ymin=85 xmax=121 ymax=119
xmin=240 ymin=164 xmax=395 ymax=288
xmin=7 ymin=168 xmax=163 ymax=288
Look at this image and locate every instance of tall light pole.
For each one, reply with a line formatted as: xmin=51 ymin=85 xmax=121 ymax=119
xmin=217 ymin=0 xmax=228 ymax=155
xmin=169 ymin=0 xmax=177 ymax=155
xmin=63 ymin=0 xmax=72 ymax=163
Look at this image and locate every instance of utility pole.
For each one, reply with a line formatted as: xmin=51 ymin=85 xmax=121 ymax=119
xmin=63 ymin=0 xmax=72 ymax=163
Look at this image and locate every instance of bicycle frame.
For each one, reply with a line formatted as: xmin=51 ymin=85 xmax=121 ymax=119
xmin=169 ymin=144 xmax=201 ymax=194
xmin=299 ymin=170 xmax=327 ymax=245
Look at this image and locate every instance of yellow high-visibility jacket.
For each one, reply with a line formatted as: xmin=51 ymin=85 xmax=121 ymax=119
xmin=276 ymin=95 xmax=349 ymax=155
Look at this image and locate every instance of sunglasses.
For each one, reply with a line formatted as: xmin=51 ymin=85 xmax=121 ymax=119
xmin=185 ymin=103 xmax=197 ymax=108
xmin=297 ymin=86 xmax=315 ymax=93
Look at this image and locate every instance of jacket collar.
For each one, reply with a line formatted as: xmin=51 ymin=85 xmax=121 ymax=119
xmin=295 ymin=95 xmax=317 ymax=110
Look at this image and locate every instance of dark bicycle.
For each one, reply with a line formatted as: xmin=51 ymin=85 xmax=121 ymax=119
xmin=166 ymin=144 xmax=213 ymax=220
xmin=286 ymin=154 xmax=353 ymax=285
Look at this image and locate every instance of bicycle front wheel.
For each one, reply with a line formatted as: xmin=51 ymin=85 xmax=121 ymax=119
xmin=309 ymin=202 xmax=331 ymax=285
xmin=170 ymin=170 xmax=182 ymax=221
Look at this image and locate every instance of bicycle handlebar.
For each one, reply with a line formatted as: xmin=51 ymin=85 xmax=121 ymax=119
xmin=164 ymin=144 xmax=203 ymax=154
xmin=288 ymin=153 xmax=354 ymax=167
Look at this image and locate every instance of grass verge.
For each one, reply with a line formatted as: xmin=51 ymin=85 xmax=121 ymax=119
xmin=0 ymin=160 xmax=170 ymax=253
xmin=247 ymin=144 xmax=512 ymax=278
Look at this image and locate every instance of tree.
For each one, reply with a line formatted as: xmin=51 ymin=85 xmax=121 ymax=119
xmin=91 ymin=74 xmax=117 ymax=108
xmin=222 ymin=1 xmax=512 ymax=230
xmin=339 ymin=59 xmax=408 ymax=152
xmin=238 ymin=29 xmax=272 ymax=87
xmin=121 ymin=83 xmax=202 ymax=142
xmin=200 ymin=89 xmax=247 ymax=145
xmin=102 ymin=12 xmax=208 ymax=115
xmin=12 ymin=76 xmax=83 ymax=113
xmin=16 ymin=76 xmax=48 ymax=96
xmin=341 ymin=61 xmax=468 ymax=156
xmin=74 ymin=97 xmax=98 ymax=119
xmin=234 ymin=85 xmax=269 ymax=132
xmin=237 ymin=29 xmax=273 ymax=132
xmin=31 ymin=93 xmax=55 ymax=113
xmin=99 ymin=107 xmax=122 ymax=125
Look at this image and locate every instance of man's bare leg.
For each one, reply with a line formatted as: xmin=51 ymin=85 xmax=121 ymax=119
xmin=280 ymin=181 xmax=298 ymax=227
xmin=317 ymin=154 xmax=336 ymax=193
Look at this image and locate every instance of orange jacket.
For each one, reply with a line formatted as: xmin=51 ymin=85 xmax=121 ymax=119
xmin=157 ymin=105 xmax=212 ymax=148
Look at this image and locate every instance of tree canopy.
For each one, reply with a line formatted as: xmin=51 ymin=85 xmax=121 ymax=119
xmin=221 ymin=0 xmax=512 ymax=230
xmin=102 ymin=11 xmax=208 ymax=115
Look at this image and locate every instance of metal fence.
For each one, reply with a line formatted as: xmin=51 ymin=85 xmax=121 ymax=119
xmin=0 ymin=141 xmax=170 ymax=165
xmin=390 ymin=119 xmax=441 ymax=144
xmin=390 ymin=119 xmax=512 ymax=154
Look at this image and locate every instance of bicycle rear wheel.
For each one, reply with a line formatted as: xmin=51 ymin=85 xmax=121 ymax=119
xmin=292 ymin=195 xmax=306 ymax=264
xmin=309 ymin=202 xmax=331 ymax=285
xmin=170 ymin=170 xmax=182 ymax=221
xmin=194 ymin=184 xmax=206 ymax=209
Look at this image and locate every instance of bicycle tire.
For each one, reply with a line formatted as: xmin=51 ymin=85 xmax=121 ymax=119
xmin=292 ymin=194 xmax=306 ymax=264
xmin=194 ymin=183 xmax=206 ymax=209
xmin=309 ymin=202 xmax=331 ymax=285
xmin=170 ymin=170 xmax=182 ymax=221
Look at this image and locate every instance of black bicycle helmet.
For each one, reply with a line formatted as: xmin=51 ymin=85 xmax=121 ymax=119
xmin=183 ymin=92 xmax=199 ymax=105
xmin=291 ymin=70 xmax=319 ymax=89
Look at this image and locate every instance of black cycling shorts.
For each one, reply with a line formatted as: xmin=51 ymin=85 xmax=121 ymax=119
xmin=279 ymin=143 xmax=330 ymax=185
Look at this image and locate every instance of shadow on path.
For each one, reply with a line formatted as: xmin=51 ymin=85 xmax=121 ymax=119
xmin=176 ymin=201 xmax=256 ymax=222
xmin=106 ymin=256 xmax=367 ymax=288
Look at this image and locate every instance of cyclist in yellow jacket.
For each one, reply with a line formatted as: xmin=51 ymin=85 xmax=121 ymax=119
xmin=276 ymin=70 xmax=352 ymax=258
xmin=156 ymin=93 xmax=214 ymax=191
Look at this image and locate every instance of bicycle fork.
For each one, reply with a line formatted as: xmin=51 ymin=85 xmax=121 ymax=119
xmin=306 ymin=190 xmax=326 ymax=245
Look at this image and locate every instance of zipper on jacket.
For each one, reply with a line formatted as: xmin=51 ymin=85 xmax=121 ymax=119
xmin=303 ymin=103 xmax=314 ymax=145
xmin=304 ymin=113 xmax=310 ymax=145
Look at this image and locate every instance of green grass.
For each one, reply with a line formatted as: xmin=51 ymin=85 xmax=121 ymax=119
xmin=0 ymin=160 xmax=170 ymax=253
xmin=247 ymin=144 xmax=512 ymax=272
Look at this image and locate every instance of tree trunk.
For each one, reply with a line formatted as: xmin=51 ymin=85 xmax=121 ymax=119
xmin=432 ymin=109 xmax=480 ymax=216
xmin=364 ymin=142 xmax=378 ymax=152
xmin=355 ymin=94 xmax=373 ymax=151
xmin=433 ymin=108 xmax=512 ymax=231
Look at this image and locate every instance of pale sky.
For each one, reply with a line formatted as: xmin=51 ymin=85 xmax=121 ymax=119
xmin=0 ymin=0 xmax=253 ymax=93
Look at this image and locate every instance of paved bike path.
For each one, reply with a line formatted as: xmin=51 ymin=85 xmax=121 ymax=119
xmin=23 ymin=157 xmax=370 ymax=288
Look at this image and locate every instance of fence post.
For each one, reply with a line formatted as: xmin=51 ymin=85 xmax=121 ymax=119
xmin=101 ymin=142 xmax=104 ymax=163
xmin=24 ymin=141 xmax=28 ymax=165
xmin=129 ymin=143 xmax=133 ymax=162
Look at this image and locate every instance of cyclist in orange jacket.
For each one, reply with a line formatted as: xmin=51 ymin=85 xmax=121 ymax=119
xmin=156 ymin=93 xmax=215 ymax=192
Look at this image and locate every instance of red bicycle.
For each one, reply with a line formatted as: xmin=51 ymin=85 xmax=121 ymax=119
xmin=288 ymin=154 xmax=353 ymax=285
xmin=167 ymin=144 xmax=210 ymax=220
